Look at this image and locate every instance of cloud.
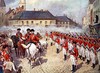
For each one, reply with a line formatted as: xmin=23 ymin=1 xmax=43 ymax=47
xmin=5 ymin=0 xmax=16 ymax=5
xmin=5 ymin=0 xmax=89 ymax=24
xmin=26 ymin=0 xmax=89 ymax=24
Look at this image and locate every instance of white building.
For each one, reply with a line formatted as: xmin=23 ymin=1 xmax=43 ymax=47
xmin=9 ymin=10 xmax=56 ymax=26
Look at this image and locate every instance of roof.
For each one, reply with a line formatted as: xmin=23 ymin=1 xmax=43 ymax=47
xmin=56 ymin=16 xmax=70 ymax=22
xmin=11 ymin=11 xmax=55 ymax=20
xmin=0 ymin=0 xmax=6 ymax=7
xmin=6 ymin=9 xmax=14 ymax=15
xmin=89 ymin=0 xmax=95 ymax=4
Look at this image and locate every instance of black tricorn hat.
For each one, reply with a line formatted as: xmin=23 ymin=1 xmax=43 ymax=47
xmin=17 ymin=28 xmax=21 ymax=30
xmin=27 ymin=28 xmax=30 ymax=31
xmin=30 ymin=29 xmax=35 ymax=32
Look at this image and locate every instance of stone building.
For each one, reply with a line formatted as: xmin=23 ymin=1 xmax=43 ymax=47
xmin=56 ymin=16 xmax=78 ymax=27
xmin=93 ymin=0 xmax=100 ymax=24
xmin=0 ymin=0 xmax=6 ymax=25
xmin=9 ymin=10 xmax=56 ymax=26
xmin=83 ymin=0 xmax=95 ymax=26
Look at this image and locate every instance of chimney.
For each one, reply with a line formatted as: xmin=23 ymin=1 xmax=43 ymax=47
xmin=33 ymin=8 xmax=35 ymax=11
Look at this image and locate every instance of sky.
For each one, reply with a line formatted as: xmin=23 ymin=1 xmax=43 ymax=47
xmin=5 ymin=0 xmax=89 ymax=24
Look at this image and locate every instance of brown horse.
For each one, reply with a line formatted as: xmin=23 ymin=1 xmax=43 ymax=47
xmin=17 ymin=40 xmax=26 ymax=58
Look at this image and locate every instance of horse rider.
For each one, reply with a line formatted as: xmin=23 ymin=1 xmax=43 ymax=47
xmin=24 ymin=28 xmax=31 ymax=45
xmin=16 ymin=28 xmax=23 ymax=41
xmin=29 ymin=29 xmax=39 ymax=45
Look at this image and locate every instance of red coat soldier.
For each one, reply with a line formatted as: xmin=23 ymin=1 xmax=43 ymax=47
xmin=16 ymin=28 xmax=22 ymax=40
xmin=24 ymin=28 xmax=31 ymax=44
xmin=29 ymin=29 xmax=39 ymax=45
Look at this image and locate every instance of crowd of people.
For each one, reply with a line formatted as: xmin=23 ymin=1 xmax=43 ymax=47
xmin=0 ymin=28 xmax=100 ymax=73
xmin=46 ymin=31 xmax=100 ymax=73
xmin=0 ymin=33 xmax=17 ymax=73
xmin=0 ymin=28 xmax=41 ymax=73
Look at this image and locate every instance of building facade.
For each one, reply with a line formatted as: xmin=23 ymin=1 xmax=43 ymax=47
xmin=0 ymin=0 xmax=6 ymax=25
xmin=7 ymin=0 xmax=78 ymax=27
xmin=93 ymin=0 xmax=100 ymax=24
xmin=56 ymin=16 xmax=78 ymax=27
xmin=9 ymin=11 xmax=56 ymax=26
xmin=82 ymin=0 xmax=95 ymax=26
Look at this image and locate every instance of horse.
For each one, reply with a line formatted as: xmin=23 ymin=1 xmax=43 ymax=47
xmin=17 ymin=40 xmax=26 ymax=58
xmin=21 ymin=43 xmax=40 ymax=65
xmin=11 ymin=35 xmax=19 ymax=57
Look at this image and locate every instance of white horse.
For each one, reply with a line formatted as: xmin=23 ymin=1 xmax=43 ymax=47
xmin=21 ymin=43 xmax=39 ymax=65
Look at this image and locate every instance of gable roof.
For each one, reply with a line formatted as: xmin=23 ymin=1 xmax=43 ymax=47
xmin=11 ymin=11 xmax=55 ymax=20
xmin=56 ymin=16 xmax=70 ymax=22
xmin=0 ymin=0 xmax=6 ymax=7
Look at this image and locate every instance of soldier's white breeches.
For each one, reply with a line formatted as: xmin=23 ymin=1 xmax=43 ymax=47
xmin=70 ymin=55 xmax=76 ymax=65
xmin=85 ymin=51 xmax=90 ymax=60
xmin=97 ymin=52 xmax=100 ymax=65
xmin=91 ymin=55 xmax=96 ymax=64
xmin=55 ymin=43 xmax=59 ymax=49
xmin=63 ymin=47 xmax=67 ymax=55
xmin=78 ymin=49 xmax=81 ymax=56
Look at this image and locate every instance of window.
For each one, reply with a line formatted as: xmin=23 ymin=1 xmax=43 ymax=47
xmin=45 ymin=21 xmax=47 ymax=24
xmin=61 ymin=22 xmax=63 ymax=24
xmin=50 ymin=21 xmax=52 ymax=24
xmin=26 ymin=21 xmax=29 ymax=24
xmin=22 ymin=21 xmax=24 ymax=25
xmin=40 ymin=21 xmax=42 ymax=24
xmin=31 ymin=21 xmax=33 ymax=24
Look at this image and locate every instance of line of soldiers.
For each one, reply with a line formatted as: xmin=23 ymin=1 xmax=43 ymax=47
xmin=46 ymin=31 xmax=100 ymax=72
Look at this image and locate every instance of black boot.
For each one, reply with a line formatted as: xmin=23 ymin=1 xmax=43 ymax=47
xmin=74 ymin=65 xmax=76 ymax=71
xmin=83 ymin=57 xmax=85 ymax=61
xmin=92 ymin=63 xmax=95 ymax=69
xmin=72 ymin=65 xmax=76 ymax=72
xmin=46 ymin=38 xmax=47 ymax=41
xmin=87 ymin=60 xmax=90 ymax=64
xmin=79 ymin=55 xmax=82 ymax=60
xmin=64 ymin=55 xmax=67 ymax=60
xmin=72 ymin=65 xmax=74 ymax=72
xmin=57 ymin=49 xmax=59 ymax=53
xmin=51 ymin=42 xmax=53 ymax=46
